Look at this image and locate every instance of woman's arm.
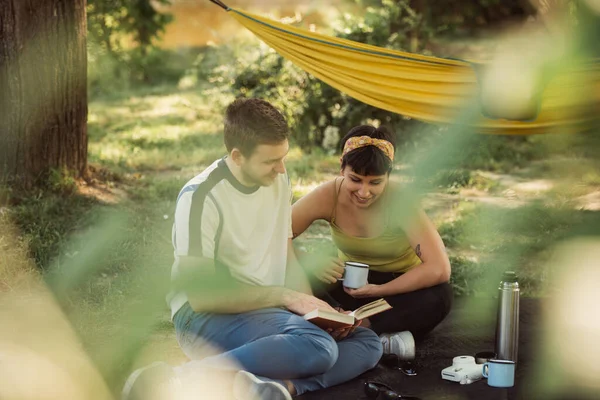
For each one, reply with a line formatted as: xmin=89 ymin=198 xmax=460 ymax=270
xmin=378 ymin=208 xmax=451 ymax=296
xmin=291 ymin=180 xmax=336 ymax=238
xmin=345 ymin=207 xmax=451 ymax=298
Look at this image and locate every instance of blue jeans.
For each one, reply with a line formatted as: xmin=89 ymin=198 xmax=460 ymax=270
xmin=173 ymin=303 xmax=383 ymax=396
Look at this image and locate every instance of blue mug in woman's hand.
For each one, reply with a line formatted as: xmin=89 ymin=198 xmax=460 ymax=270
xmin=339 ymin=261 xmax=369 ymax=289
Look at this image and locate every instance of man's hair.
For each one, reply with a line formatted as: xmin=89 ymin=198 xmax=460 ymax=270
xmin=224 ymin=98 xmax=290 ymax=156
xmin=340 ymin=125 xmax=397 ymax=176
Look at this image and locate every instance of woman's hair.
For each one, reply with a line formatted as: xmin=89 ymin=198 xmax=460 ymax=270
xmin=340 ymin=125 xmax=396 ymax=176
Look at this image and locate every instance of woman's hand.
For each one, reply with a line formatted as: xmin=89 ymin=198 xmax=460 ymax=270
xmin=313 ymin=258 xmax=345 ymax=284
xmin=344 ymin=284 xmax=381 ymax=298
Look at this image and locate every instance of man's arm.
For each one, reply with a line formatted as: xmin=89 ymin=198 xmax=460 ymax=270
xmin=285 ymin=238 xmax=313 ymax=295
xmin=175 ymin=256 xmax=334 ymax=315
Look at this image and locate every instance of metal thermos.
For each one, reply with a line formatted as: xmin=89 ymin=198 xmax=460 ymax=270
xmin=495 ymin=271 xmax=520 ymax=362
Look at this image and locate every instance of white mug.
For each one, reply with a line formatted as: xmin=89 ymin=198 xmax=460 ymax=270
xmin=339 ymin=261 xmax=369 ymax=289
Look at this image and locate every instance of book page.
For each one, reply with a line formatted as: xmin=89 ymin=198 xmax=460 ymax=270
xmin=304 ymin=308 xmax=355 ymax=329
xmin=351 ymin=299 xmax=391 ymax=320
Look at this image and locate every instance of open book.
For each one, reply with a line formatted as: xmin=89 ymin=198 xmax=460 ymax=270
xmin=303 ymin=298 xmax=392 ymax=329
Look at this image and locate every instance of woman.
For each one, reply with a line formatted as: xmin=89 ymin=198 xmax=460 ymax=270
xmin=292 ymin=125 xmax=453 ymax=360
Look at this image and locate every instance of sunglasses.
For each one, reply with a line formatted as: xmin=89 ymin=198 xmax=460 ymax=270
xmin=380 ymin=354 xmax=418 ymax=376
xmin=364 ymin=381 xmax=422 ymax=400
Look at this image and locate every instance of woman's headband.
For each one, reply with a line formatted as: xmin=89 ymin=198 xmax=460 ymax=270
xmin=341 ymin=136 xmax=395 ymax=162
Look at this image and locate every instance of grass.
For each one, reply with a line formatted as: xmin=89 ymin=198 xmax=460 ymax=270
xmin=438 ymin=201 xmax=600 ymax=296
xmin=87 ymin=86 xmax=233 ymax=173
xmin=1 ymin=84 xmax=347 ymax=394
xmin=2 ymin=82 xmax=599 ymax=396
xmin=6 ymin=83 xmax=600 ymax=299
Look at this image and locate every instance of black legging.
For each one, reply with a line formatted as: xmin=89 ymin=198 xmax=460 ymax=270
xmin=316 ymin=270 xmax=453 ymax=340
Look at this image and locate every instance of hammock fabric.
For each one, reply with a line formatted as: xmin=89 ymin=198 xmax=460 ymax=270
xmin=215 ymin=2 xmax=599 ymax=135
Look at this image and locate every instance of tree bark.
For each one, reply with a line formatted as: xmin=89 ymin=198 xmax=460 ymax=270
xmin=0 ymin=0 xmax=87 ymax=185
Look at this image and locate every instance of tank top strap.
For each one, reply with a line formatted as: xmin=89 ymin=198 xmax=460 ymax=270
xmin=330 ymin=177 xmax=344 ymax=224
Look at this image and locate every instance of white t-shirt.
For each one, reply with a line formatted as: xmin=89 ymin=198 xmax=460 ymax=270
xmin=168 ymin=157 xmax=293 ymax=316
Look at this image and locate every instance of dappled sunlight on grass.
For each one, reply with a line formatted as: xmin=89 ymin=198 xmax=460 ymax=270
xmin=0 ymin=216 xmax=39 ymax=293
xmin=286 ymin=148 xmax=339 ymax=183
xmin=436 ymin=197 xmax=600 ymax=296
xmin=88 ymin=87 xmax=230 ymax=172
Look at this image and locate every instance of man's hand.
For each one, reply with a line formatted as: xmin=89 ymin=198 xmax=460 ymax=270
xmin=313 ymin=258 xmax=345 ymax=284
xmin=327 ymin=310 xmax=361 ymax=341
xmin=282 ymin=289 xmax=338 ymax=316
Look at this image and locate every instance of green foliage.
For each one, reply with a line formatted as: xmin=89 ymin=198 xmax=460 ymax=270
xmin=433 ymin=169 xmax=474 ymax=189
xmin=438 ymin=200 xmax=600 ymax=296
xmin=336 ymin=0 xmax=442 ymax=53
xmin=459 ymin=135 xmax=544 ymax=172
xmin=414 ymin=0 xmax=535 ymax=35
xmin=431 ymin=168 xmax=499 ymax=192
xmin=448 ymin=256 xmax=480 ymax=296
xmin=87 ymin=0 xmax=174 ymax=93
xmin=87 ymin=0 xmax=173 ymax=56
xmin=47 ymin=169 xmax=79 ymax=195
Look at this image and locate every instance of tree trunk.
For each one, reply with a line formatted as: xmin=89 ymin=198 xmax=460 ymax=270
xmin=0 ymin=0 xmax=87 ymax=186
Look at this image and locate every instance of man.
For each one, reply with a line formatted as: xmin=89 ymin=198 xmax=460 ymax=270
xmin=123 ymin=98 xmax=382 ymax=400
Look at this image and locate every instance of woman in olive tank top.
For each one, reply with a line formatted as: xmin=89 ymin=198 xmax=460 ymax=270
xmin=292 ymin=125 xmax=453 ymax=360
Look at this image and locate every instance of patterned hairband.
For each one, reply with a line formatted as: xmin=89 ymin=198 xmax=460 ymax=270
xmin=341 ymin=136 xmax=395 ymax=162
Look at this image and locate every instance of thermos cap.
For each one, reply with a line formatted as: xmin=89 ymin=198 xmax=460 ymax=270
xmin=502 ymin=271 xmax=518 ymax=283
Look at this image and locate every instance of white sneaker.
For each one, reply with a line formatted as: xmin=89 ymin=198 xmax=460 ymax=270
xmin=380 ymin=331 xmax=416 ymax=361
xmin=233 ymin=370 xmax=292 ymax=400
xmin=122 ymin=361 xmax=182 ymax=400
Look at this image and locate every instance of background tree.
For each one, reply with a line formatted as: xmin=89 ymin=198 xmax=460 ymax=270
xmin=0 ymin=0 xmax=88 ymax=186
xmin=87 ymin=0 xmax=172 ymax=85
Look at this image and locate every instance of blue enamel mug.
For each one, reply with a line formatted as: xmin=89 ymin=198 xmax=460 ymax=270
xmin=482 ymin=359 xmax=515 ymax=387
xmin=339 ymin=261 xmax=369 ymax=289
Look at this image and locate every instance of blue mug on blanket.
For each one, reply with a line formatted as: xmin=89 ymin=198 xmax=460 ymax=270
xmin=338 ymin=262 xmax=369 ymax=289
xmin=482 ymin=359 xmax=515 ymax=387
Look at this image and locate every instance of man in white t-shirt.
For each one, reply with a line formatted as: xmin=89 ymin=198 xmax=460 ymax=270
xmin=123 ymin=99 xmax=382 ymax=400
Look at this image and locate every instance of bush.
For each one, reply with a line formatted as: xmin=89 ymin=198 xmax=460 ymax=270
xmin=87 ymin=0 xmax=175 ymax=95
xmin=459 ymin=135 xmax=543 ymax=172
xmin=449 ymin=255 xmax=480 ymax=296
xmin=88 ymin=41 xmax=132 ymax=96
xmin=433 ymin=169 xmax=473 ymax=189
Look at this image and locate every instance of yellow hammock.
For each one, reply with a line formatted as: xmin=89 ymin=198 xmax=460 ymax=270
xmin=213 ymin=2 xmax=600 ymax=135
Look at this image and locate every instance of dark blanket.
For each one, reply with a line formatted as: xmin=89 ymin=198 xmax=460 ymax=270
xmin=298 ymin=297 xmax=544 ymax=400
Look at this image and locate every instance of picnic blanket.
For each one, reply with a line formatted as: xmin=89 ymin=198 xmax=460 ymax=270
xmin=299 ymin=297 xmax=548 ymax=400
